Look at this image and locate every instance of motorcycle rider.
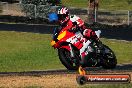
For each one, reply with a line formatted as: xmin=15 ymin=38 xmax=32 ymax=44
xmin=57 ymin=7 xmax=98 ymax=65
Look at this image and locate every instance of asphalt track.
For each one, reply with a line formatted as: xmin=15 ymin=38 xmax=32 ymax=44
xmin=0 ymin=23 xmax=132 ymax=41
xmin=0 ymin=64 xmax=132 ymax=76
xmin=0 ymin=23 xmax=131 ymax=76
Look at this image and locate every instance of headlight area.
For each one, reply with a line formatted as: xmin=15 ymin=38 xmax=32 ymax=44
xmin=51 ymin=40 xmax=56 ymax=47
xmin=51 ymin=31 xmax=67 ymax=48
xmin=50 ymin=40 xmax=60 ymax=48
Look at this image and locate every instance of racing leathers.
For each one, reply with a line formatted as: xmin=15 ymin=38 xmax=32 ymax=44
xmin=59 ymin=15 xmax=98 ymax=64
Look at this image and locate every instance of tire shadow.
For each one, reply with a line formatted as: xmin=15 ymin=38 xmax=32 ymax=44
xmin=0 ymin=64 xmax=131 ymax=77
xmin=85 ymin=64 xmax=132 ymax=72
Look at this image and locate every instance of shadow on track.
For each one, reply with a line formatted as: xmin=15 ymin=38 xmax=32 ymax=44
xmin=85 ymin=64 xmax=132 ymax=72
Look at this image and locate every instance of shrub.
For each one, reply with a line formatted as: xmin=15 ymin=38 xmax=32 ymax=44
xmin=20 ymin=0 xmax=51 ymax=19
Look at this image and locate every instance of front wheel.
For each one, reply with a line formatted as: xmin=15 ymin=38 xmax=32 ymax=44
xmin=101 ymin=45 xmax=117 ymax=69
xmin=58 ymin=48 xmax=80 ymax=70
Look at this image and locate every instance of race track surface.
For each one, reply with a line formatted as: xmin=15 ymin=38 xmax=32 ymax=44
xmin=0 ymin=23 xmax=132 ymax=41
xmin=0 ymin=64 xmax=132 ymax=77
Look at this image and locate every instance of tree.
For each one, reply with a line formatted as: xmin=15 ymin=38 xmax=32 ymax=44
xmin=21 ymin=0 xmax=50 ymax=19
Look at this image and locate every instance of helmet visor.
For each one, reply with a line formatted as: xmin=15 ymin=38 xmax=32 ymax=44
xmin=57 ymin=14 xmax=68 ymax=21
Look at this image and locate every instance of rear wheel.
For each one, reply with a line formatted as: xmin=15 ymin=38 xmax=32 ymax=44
xmin=58 ymin=48 xmax=80 ymax=70
xmin=102 ymin=45 xmax=117 ymax=69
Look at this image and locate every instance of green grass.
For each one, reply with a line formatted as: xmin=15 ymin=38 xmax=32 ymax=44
xmin=101 ymin=38 xmax=132 ymax=64
xmin=61 ymin=0 xmax=132 ymax=10
xmin=61 ymin=0 xmax=88 ymax=8
xmin=99 ymin=0 xmax=132 ymax=10
xmin=0 ymin=31 xmax=131 ymax=72
xmin=0 ymin=31 xmax=64 ymax=72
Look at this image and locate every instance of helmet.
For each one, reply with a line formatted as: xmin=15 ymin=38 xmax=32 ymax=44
xmin=57 ymin=7 xmax=69 ymax=24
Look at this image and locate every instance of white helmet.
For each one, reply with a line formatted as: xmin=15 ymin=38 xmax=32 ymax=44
xmin=57 ymin=7 xmax=69 ymax=24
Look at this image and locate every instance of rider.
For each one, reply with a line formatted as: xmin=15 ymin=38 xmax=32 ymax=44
xmin=57 ymin=7 xmax=98 ymax=64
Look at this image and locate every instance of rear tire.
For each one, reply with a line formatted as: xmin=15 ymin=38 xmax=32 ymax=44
xmin=58 ymin=48 xmax=80 ymax=70
xmin=102 ymin=45 xmax=117 ymax=69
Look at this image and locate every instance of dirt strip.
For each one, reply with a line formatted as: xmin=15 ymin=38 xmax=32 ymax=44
xmin=0 ymin=72 xmax=131 ymax=88
xmin=0 ymin=74 xmax=78 ymax=88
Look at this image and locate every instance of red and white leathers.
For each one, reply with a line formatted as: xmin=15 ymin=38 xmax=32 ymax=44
xmin=57 ymin=7 xmax=97 ymax=63
xmin=61 ymin=15 xmax=84 ymax=31
xmin=60 ymin=15 xmax=97 ymax=40
xmin=60 ymin=15 xmax=97 ymax=60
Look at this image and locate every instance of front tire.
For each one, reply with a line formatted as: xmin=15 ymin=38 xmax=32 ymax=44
xmin=58 ymin=48 xmax=80 ymax=70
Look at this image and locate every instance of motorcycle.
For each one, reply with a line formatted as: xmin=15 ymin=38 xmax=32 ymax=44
xmin=51 ymin=27 xmax=117 ymax=70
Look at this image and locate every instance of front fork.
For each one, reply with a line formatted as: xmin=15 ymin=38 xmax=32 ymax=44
xmin=69 ymin=43 xmax=84 ymax=65
xmin=69 ymin=44 xmax=74 ymax=57
xmin=69 ymin=44 xmax=79 ymax=64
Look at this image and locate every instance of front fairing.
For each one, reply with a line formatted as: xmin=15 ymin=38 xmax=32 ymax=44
xmin=51 ymin=26 xmax=84 ymax=50
xmin=51 ymin=27 xmax=75 ymax=48
xmin=51 ymin=27 xmax=60 ymax=48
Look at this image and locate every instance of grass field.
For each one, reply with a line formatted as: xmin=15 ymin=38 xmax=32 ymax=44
xmin=0 ymin=31 xmax=64 ymax=72
xmin=61 ymin=0 xmax=88 ymax=8
xmin=61 ymin=0 xmax=132 ymax=10
xmin=101 ymin=39 xmax=132 ymax=64
xmin=0 ymin=31 xmax=131 ymax=72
